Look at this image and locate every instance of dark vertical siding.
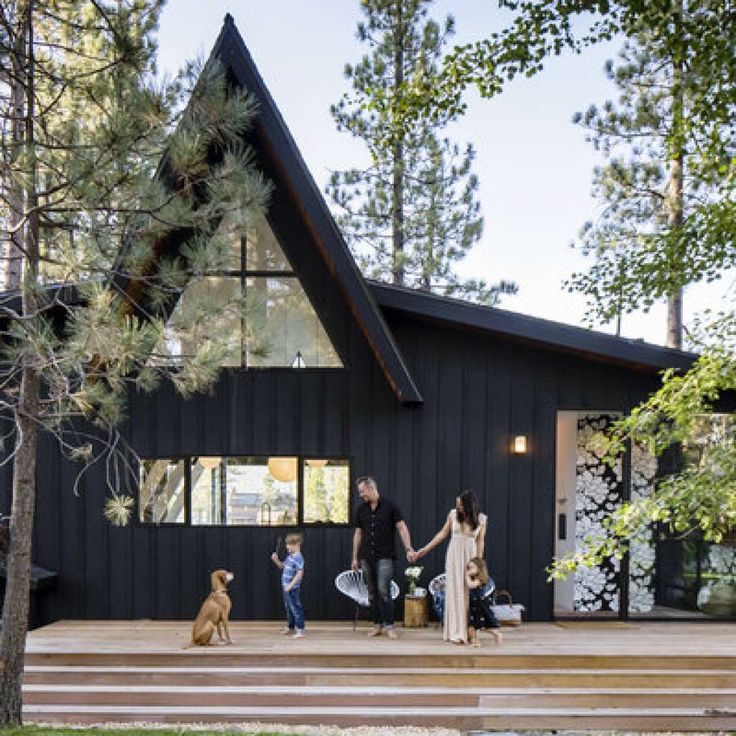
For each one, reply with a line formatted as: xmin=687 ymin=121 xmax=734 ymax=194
xmin=30 ymin=306 xmax=664 ymax=626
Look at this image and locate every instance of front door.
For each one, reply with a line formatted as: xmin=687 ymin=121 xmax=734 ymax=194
xmin=554 ymin=411 xmax=657 ymax=617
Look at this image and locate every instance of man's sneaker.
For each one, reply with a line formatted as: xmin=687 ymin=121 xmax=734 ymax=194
xmin=367 ymin=626 xmax=383 ymax=637
xmin=385 ymin=628 xmax=398 ymax=640
xmin=280 ymin=628 xmax=293 ymax=635
xmin=292 ymin=630 xmax=305 ymax=639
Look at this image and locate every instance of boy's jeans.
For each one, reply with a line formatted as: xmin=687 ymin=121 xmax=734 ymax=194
xmin=360 ymin=557 xmax=394 ymax=628
xmin=283 ymin=587 xmax=304 ymax=630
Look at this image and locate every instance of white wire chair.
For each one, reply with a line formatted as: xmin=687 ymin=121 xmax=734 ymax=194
xmin=428 ymin=573 xmax=446 ymax=626
xmin=428 ymin=573 xmax=446 ymax=598
xmin=335 ymin=569 xmax=400 ymax=629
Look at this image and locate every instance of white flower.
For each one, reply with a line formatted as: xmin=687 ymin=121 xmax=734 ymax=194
xmin=405 ymin=566 xmax=423 ymax=580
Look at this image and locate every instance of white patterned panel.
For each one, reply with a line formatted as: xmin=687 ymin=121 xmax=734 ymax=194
xmin=628 ymin=443 xmax=657 ymax=613
xmin=574 ymin=414 xmax=622 ymax=612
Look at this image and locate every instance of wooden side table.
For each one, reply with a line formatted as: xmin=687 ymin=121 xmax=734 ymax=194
xmin=404 ymin=594 xmax=429 ymax=628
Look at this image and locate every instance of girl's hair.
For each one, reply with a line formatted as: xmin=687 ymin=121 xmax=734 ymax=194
xmin=286 ymin=533 xmax=303 ymax=545
xmin=456 ymin=489 xmax=480 ymax=530
xmin=468 ymin=557 xmax=489 ymax=585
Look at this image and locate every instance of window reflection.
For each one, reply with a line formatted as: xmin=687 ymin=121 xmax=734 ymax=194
xmin=139 ymin=459 xmax=186 ymax=524
xmin=161 ymin=213 xmax=343 ymax=368
xmin=246 ymin=277 xmax=342 ymax=367
xmin=303 ymin=459 xmax=350 ymax=524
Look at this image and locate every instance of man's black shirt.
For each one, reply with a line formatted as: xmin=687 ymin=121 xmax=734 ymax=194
xmin=353 ymin=496 xmax=404 ymax=560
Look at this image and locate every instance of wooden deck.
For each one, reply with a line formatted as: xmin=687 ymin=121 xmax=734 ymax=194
xmin=23 ymin=620 xmax=736 ymax=730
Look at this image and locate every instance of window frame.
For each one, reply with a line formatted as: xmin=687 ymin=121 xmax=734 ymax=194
xmin=205 ymin=231 xmax=346 ymax=369
xmin=137 ymin=454 xmax=352 ymax=528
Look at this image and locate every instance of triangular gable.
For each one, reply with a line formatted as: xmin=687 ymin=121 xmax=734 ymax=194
xmin=209 ymin=15 xmax=422 ymax=405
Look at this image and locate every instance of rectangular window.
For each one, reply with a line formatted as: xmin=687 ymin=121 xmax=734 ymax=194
xmin=303 ymin=459 xmax=350 ymax=524
xmin=139 ymin=455 xmax=349 ymax=527
xmin=139 ymin=459 xmax=187 ymax=524
xmin=191 ymin=457 xmax=223 ymax=525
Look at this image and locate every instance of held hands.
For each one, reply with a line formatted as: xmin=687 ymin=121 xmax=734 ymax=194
xmin=407 ymin=547 xmax=426 ymax=563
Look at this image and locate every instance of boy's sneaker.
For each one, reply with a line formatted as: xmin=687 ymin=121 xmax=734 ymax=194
xmin=280 ymin=627 xmax=293 ymax=635
xmin=292 ymin=630 xmax=305 ymax=639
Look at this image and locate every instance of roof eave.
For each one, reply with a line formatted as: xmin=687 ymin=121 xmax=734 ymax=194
xmin=369 ymin=281 xmax=696 ymax=373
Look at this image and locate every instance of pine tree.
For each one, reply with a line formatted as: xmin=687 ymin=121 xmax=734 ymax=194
xmin=0 ymin=2 xmax=269 ymax=723
xmin=567 ymin=12 xmax=697 ymax=349
xmin=328 ymin=0 xmax=516 ymax=305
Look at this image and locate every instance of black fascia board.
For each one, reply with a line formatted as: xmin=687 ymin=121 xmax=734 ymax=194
xmin=210 ymin=16 xmax=422 ymax=406
xmin=369 ymin=281 xmax=697 ymax=372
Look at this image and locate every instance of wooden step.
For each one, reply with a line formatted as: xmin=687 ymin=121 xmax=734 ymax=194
xmin=22 ymin=683 xmax=736 ymax=709
xmin=21 ymin=703 xmax=736 ymax=731
xmin=23 ymin=650 xmax=736 ymax=670
xmin=23 ymin=664 xmax=736 ymax=689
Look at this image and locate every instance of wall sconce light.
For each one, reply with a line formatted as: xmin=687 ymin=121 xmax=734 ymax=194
xmin=511 ymin=435 xmax=528 ymax=454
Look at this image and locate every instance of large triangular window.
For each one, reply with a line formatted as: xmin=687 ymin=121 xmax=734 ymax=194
xmin=165 ymin=214 xmax=342 ymax=368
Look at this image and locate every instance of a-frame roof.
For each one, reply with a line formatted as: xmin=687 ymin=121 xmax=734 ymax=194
xmin=211 ymin=15 xmax=423 ymax=405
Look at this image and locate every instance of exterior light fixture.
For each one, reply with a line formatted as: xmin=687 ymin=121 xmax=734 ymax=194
xmin=291 ymin=350 xmax=306 ymax=368
xmin=512 ymin=435 xmax=528 ymax=454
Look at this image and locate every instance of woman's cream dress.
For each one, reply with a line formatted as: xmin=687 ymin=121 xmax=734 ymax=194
xmin=443 ymin=509 xmax=487 ymax=643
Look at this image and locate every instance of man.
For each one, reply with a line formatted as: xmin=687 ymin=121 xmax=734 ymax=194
xmin=351 ymin=475 xmax=414 ymax=639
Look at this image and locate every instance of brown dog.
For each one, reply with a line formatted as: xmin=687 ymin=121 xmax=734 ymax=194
xmin=191 ymin=569 xmax=234 ymax=646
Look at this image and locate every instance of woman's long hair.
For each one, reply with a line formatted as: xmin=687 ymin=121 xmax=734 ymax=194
xmin=456 ymin=489 xmax=480 ymax=530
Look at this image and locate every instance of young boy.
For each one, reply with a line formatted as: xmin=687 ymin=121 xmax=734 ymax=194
xmin=270 ymin=532 xmax=305 ymax=638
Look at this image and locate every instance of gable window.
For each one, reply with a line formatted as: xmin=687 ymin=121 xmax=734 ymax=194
xmin=139 ymin=455 xmax=350 ymax=526
xmin=165 ymin=214 xmax=342 ymax=368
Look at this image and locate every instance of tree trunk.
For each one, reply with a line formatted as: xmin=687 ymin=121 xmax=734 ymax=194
xmin=0 ymin=367 xmax=40 ymax=726
xmin=5 ymin=9 xmax=27 ymax=289
xmin=0 ymin=3 xmax=40 ymax=724
xmin=666 ymin=0 xmax=684 ymax=351
xmin=391 ymin=0 xmax=405 ymax=286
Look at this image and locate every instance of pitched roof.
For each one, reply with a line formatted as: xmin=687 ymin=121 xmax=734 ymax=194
xmin=370 ymin=281 xmax=696 ymax=372
xmin=211 ymin=16 xmax=422 ymax=405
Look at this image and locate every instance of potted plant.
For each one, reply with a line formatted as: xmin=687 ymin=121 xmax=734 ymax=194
xmin=405 ymin=565 xmax=423 ymax=596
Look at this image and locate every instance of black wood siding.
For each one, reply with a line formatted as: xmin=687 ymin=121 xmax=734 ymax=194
xmin=22 ymin=306 xmax=660 ymax=627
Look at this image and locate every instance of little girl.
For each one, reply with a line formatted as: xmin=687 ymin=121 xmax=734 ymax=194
xmin=465 ymin=557 xmax=502 ymax=647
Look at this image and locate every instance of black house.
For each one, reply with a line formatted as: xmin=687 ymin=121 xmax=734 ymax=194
xmin=6 ymin=17 xmax=726 ymax=628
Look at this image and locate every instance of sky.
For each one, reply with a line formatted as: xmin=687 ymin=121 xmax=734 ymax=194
xmin=156 ymin=0 xmax=730 ymax=347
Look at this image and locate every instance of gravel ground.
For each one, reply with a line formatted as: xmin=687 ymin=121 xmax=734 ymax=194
xmin=29 ymin=725 xmax=736 ymax=736
xmin=31 ymin=724 xmax=463 ymax=736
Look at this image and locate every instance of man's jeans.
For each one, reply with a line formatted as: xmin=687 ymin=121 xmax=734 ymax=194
xmin=360 ymin=557 xmax=394 ymax=628
xmin=283 ymin=587 xmax=304 ymax=630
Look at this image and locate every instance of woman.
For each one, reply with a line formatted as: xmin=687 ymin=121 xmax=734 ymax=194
xmin=415 ymin=490 xmax=486 ymax=644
